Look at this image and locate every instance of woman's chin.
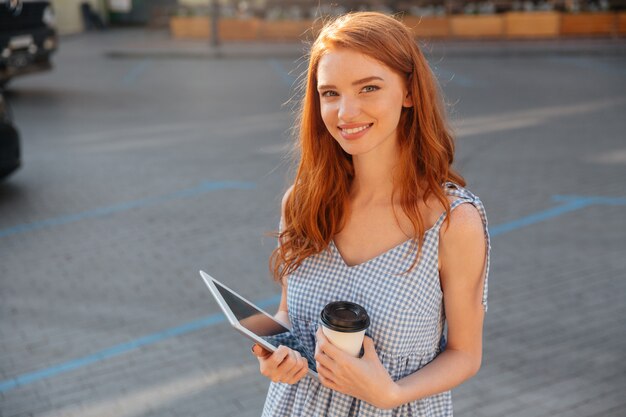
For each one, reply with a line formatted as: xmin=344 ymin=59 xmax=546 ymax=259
xmin=335 ymin=143 xmax=361 ymax=156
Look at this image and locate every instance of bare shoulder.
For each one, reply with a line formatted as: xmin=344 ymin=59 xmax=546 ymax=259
xmin=438 ymin=202 xmax=486 ymax=273
xmin=282 ymin=185 xmax=294 ymax=206
xmin=441 ymin=201 xmax=484 ymax=238
xmin=281 ymin=185 xmax=295 ymax=217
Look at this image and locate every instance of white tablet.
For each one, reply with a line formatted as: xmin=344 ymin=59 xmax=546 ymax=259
xmin=199 ymin=270 xmax=318 ymax=378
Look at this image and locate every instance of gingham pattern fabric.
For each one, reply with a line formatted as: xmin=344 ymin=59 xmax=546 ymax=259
xmin=262 ymin=182 xmax=490 ymax=417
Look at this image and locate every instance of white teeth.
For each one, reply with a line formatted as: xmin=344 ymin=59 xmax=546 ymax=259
xmin=342 ymin=124 xmax=371 ymax=134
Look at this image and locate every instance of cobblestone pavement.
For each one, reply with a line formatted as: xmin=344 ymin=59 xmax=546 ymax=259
xmin=1 ymin=30 xmax=625 ymax=417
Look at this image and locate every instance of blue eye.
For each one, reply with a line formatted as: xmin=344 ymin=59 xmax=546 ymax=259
xmin=321 ymin=90 xmax=338 ymax=97
xmin=362 ymin=85 xmax=379 ymax=93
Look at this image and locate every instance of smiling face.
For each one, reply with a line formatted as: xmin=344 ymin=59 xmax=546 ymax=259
xmin=316 ymin=48 xmax=412 ymax=158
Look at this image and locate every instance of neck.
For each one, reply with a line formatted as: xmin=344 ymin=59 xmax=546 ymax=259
xmin=350 ymin=140 xmax=401 ymax=205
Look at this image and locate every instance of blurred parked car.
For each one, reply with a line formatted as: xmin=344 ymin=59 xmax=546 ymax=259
xmin=0 ymin=92 xmax=20 ymax=179
xmin=0 ymin=0 xmax=57 ymax=87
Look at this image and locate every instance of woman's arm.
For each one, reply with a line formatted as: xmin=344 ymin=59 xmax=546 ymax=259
xmin=274 ymin=185 xmax=294 ymax=326
xmin=389 ymin=202 xmax=488 ymax=406
xmin=274 ymin=284 xmax=291 ymax=326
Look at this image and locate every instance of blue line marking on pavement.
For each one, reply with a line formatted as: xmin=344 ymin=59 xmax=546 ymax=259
xmin=123 ymin=60 xmax=150 ymax=85
xmin=490 ymin=198 xmax=592 ymax=236
xmin=552 ymin=195 xmax=626 ymax=206
xmin=1 ymin=194 xmax=624 ymax=393
xmin=0 ymin=181 xmax=256 ymax=239
xmin=0 ymin=294 xmax=282 ymax=393
xmin=490 ymin=195 xmax=626 ymax=237
xmin=268 ymin=59 xmax=296 ymax=86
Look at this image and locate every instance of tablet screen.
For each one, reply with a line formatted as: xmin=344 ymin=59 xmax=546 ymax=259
xmin=214 ymin=281 xmax=317 ymax=372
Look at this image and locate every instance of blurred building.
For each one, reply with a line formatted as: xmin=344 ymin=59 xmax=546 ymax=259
xmin=51 ymin=0 xmax=626 ymax=35
xmin=51 ymin=0 xmax=106 ymax=34
xmin=51 ymin=0 xmax=177 ymax=34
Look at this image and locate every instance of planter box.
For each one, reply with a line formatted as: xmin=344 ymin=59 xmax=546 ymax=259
xmin=505 ymin=12 xmax=560 ymax=38
xmin=219 ymin=18 xmax=261 ymax=41
xmin=170 ymin=16 xmax=211 ymax=39
xmin=259 ymin=20 xmax=319 ymax=41
xmin=561 ymin=13 xmax=616 ymax=36
xmin=618 ymin=12 xmax=626 ymax=35
xmin=169 ymin=17 xmax=260 ymax=40
xmin=172 ymin=13 xmax=626 ymax=42
xmin=402 ymin=16 xmax=450 ymax=38
xmin=450 ymin=15 xmax=504 ymax=38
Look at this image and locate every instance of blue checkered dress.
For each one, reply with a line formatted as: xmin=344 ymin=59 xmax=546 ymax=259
xmin=262 ymin=182 xmax=490 ymax=417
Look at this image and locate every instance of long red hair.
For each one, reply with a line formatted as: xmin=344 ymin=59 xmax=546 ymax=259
xmin=270 ymin=12 xmax=465 ymax=282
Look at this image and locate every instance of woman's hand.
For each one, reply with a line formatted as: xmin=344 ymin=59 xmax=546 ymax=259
xmin=314 ymin=328 xmax=400 ymax=410
xmin=251 ymin=344 xmax=309 ymax=384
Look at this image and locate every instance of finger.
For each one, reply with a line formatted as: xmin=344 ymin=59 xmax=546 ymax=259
xmin=300 ymin=356 xmax=310 ymax=373
xmin=290 ymin=359 xmax=310 ymax=383
xmin=269 ymin=345 xmax=290 ymax=366
xmin=276 ymin=349 xmax=299 ymax=376
xmin=285 ymin=356 xmax=307 ymax=383
xmin=252 ymin=344 xmax=272 ymax=358
xmin=315 ymin=359 xmax=334 ymax=380
xmin=315 ymin=349 xmax=335 ymax=371
xmin=315 ymin=330 xmax=342 ymax=360
xmin=318 ymin=367 xmax=337 ymax=389
xmin=316 ymin=337 xmax=342 ymax=363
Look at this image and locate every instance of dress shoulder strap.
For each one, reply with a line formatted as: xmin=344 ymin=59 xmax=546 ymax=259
xmin=431 ymin=182 xmax=486 ymax=230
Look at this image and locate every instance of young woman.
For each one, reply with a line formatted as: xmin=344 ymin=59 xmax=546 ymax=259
xmin=251 ymin=11 xmax=491 ymax=417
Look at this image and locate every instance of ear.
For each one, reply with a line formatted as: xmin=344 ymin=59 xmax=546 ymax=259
xmin=402 ymin=90 xmax=413 ymax=108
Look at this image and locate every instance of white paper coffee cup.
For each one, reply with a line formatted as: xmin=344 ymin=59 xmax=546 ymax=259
xmin=319 ymin=301 xmax=370 ymax=358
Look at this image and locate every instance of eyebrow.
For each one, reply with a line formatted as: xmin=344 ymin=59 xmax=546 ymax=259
xmin=317 ymin=76 xmax=384 ymax=91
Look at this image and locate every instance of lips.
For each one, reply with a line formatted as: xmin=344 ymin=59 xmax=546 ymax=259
xmin=338 ymin=123 xmax=373 ymax=140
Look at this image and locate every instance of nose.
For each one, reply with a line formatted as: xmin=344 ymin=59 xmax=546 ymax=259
xmin=338 ymin=96 xmax=361 ymax=121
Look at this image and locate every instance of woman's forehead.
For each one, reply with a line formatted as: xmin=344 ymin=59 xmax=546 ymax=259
xmin=317 ymin=48 xmax=393 ymax=84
